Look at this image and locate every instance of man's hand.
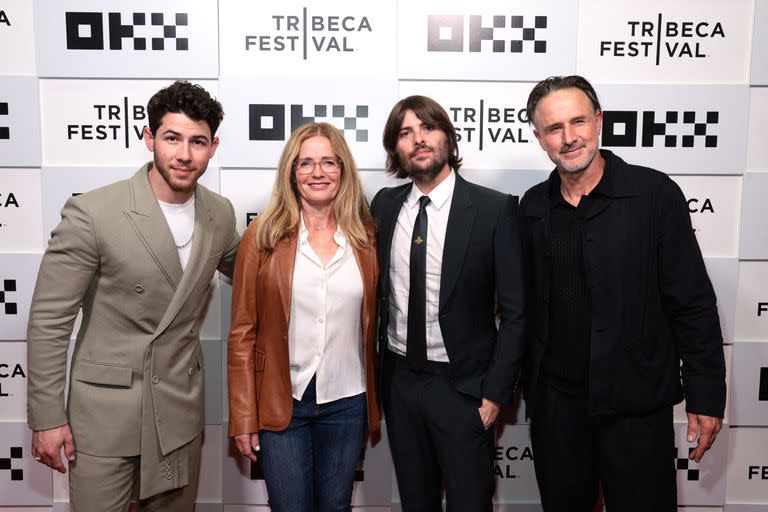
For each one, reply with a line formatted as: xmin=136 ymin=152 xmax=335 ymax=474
xmin=686 ymin=413 xmax=722 ymax=463
xmin=234 ymin=432 xmax=261 ymax=462
xmin=478 ymin=398 xmax=501 ymax=430
xmin=31 ymin=424 xmax=76 ymax=474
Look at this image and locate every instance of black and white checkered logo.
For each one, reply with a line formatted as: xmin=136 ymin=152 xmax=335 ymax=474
xmin=0 ymin=446 xmax=23 ymax=481
xmin=65 ymin=12 xmax=189 ymax=51
xmin=249 ymin=104 xmax=369 ymax=142
xmin=0 ymin=102 xmax=8 ymax=140
xmin=674 ymin=446 xmax=700 ymax=481
xmin=0 ymin=279 xmax=17 ymax=315
xmin=759 ymin=367 xmax=768 ymax=402
xmin=428 ymin=15 xmax=547 ymax=53
xmin=602 ymin=110 xmax=718 ymax=148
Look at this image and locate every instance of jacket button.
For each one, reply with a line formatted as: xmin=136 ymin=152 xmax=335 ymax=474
xmin=188 ymin=368 xmax=194 ymax=376
xmin=152 ymin=375 xmax=159 ymax=384
xmin=135 ymin=285 xmax=144 ymax=293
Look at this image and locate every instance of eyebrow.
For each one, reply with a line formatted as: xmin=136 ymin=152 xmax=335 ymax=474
xmin=160 ymin=129 xmax=210 ymax=142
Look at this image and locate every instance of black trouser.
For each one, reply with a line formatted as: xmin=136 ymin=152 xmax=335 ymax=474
xmin=530 ymin=382 xmax=677 ymax=512
xmin=382 ymin=351 xmax=495 ymax=512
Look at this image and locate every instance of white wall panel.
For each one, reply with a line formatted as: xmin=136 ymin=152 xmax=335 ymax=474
xmin=595 ymin=84 xmax=749 ymax=174
xmin=0 ymin=1 xmax=37 ymax=76
xmin=397 ymin=0 xmax=577 ymax=80
xmin=398 ymin=81 xmax=553 ymax=171
xmin=220 ymin=0 xmax=396 ymax=79
xmin=35 ymin=0 xmax=218 ymax=78
xmin=746 ymin=88 xmax=768 ymax=171
xmin=0 ymin=77 xmax=41 ymax=167
xmin=577 ymin=0 xmax=754 ymax=83
xmin=0 ymin=169 xmax=43 ymax=253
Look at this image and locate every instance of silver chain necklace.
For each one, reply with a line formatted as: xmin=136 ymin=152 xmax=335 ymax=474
xmin=175 ymin=231 xmax=194 ymax=249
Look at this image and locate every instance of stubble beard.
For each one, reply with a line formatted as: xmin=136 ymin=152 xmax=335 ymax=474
xmin=153 ymin=158 xmax=204 ymax=194
xmin=556 ymin=144 xmax=599 ymax=175
xmin=401 ymin=141 xmax=450 ymax=185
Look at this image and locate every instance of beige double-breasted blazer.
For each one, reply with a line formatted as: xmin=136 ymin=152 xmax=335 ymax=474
xmin=26 ymin=163 xmax=239 ymax=497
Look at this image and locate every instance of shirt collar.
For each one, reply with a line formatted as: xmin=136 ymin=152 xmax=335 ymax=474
xmin=299 ymin=213 xmax=347 ymax=248
xmin=405 ymin=170 xmax=456 ymax=211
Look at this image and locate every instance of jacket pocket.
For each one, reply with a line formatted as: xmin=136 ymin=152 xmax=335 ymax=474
xmin=254 ymin=348 xmax=266 ymax=371
xmin=74 ymin=360 xmax=133 ymax=387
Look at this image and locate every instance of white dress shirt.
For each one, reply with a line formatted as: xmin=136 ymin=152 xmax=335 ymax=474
xmin=388 ymin=171 xmax=456 ymax=362
xmin=157 ymin=195 xmax=195 ymax=270
xmin=288 ymin=215 xmax=366 ymax=403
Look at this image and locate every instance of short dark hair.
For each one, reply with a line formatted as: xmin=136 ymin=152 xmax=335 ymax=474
xmin=147 ymin=81 xmax=224 ymax=137
xmin=527 ymin=75 xmax=601 ymax=129
xmin=382 ymin=95 xmax=462 ymax=178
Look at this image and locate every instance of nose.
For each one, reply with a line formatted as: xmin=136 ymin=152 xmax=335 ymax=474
xmin=177 ymin=143 xmax=192 ymax=162
xmin=413 ymin=128 xmax=426 ymax=145
xmin=310 ymin=161 xmax=325 ymax=176
xmin=562 ymin=124 xmax=577 ymax=145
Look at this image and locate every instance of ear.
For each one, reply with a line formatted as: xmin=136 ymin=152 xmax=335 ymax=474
xmin=532 ymin=128 xmax=546 ymax=151
xmin=595 ymin=110 xmax=603 ymax=137
xmin=209 ymin=136 xmax=220 ymax=158
xmin=143 ymin=126 xmax=155 ymax=152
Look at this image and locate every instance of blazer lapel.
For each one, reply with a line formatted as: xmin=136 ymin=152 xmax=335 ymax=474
xmin=273 ymin=232 xmax=298 ymax=324
xmin=378 ymin=185 xmax=411 ymax=296
xmin=439 ymin=175 xmax=476 ymax=311
xmin=124 ymin=164 xmax=183 ymax=289
xmin=152 ymin=186 xmax=216 ymax=338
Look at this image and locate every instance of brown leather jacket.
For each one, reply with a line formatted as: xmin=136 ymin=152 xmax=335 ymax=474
xmin=227 ymin=220 xmax=380 ymax=436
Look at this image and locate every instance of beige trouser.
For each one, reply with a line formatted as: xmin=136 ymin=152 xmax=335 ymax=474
xmin=68 ymin=435 xmax=201 ymax=512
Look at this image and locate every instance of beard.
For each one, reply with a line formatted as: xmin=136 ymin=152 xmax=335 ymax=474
xmin=152 ymin=158 xmax=204 ymax=194
xmin=555 ymin=143 xmax=599 ymax=175
xmin=399 ymin=140 xmax=451 ymax=184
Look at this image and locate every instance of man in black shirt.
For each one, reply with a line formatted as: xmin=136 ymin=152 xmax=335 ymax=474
xmin=520 ymin=75 xmax=726 ymax=511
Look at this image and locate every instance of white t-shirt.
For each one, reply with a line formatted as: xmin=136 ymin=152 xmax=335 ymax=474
xmin=157 ymin=195 xmax=195 ymax=270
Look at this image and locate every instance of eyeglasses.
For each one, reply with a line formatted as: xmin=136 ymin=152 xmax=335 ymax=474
xmin=294 ymin=158 xmax=342 ymax=174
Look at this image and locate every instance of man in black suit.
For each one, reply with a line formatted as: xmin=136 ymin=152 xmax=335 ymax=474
xmin=520 ymin=75 xmax=725 ymax=511
xmin=370 ymin=95 xmax=525 ymax=512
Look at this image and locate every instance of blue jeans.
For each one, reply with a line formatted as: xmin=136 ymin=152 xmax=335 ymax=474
xmin=258 ymin=376 xmax=366 ymax=512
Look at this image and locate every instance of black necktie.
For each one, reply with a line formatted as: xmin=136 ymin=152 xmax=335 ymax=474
xmin=407 ymin=195 xmax=430 ymax=370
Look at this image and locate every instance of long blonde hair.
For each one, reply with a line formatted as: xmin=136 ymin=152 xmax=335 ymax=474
xmin=255 ymin=122 xmax=374 ymax=250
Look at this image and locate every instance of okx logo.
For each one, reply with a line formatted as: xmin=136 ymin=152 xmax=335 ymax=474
xmin=67 ymin=98 xmax=148 ymax=148
xmin=0 ymin=102 xmax=8 ymax=140
xmin=759 ymin=367 xmax=768 ymax=402
xmin=448 ymin=100 xmax=531 ymax=150
xmin=428 ymin=15 xmax=547 ymax=53
xmin=600 ymin=14 xmax=725 ymax=65
xmin=674 ymin=446 xmax=700 ymax=481
xmin=65 ymin=12 xmax=189 ymax=51
xmin=602 ymin=110 xmax=718 ymax=148
xmin=249 ymin=104 xmax=369 ymax=142
xmin=0 ymin=446 xmax=22 ymax=481
xmin=0 ymin=280 xmax=17 ymax=315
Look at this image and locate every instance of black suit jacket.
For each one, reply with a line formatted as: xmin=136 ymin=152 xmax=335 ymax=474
xmin=370 ymin=173 xmax=525 ymax=404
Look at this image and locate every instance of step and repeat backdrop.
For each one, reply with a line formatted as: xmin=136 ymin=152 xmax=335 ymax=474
xmin=1 ymin=0 xmax=767 ymax=510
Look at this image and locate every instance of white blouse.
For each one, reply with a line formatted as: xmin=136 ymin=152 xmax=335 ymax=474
xmin=288 ymin=216 xmax=365 ymax=403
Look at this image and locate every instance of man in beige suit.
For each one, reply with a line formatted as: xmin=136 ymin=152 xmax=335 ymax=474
xmin=26 ymin=81 xmax=239 ymax=511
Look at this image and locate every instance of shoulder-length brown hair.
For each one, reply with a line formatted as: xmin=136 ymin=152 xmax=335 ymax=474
xmin=382 ymin=95 xmax=462 ymax=179
xmin=254 ymin=122 xmax=374 ymax=250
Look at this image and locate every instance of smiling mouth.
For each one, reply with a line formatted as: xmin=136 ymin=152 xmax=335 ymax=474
xmin=561 ymin=145 xmax=583 ymax=155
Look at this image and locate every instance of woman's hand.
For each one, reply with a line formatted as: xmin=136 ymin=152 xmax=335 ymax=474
xmin=234 ymin=432 xmax=261 ymax=461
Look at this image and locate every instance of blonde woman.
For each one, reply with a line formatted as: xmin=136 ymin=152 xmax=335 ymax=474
xmin=227 ymin=123 xmax=379 ymax=511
